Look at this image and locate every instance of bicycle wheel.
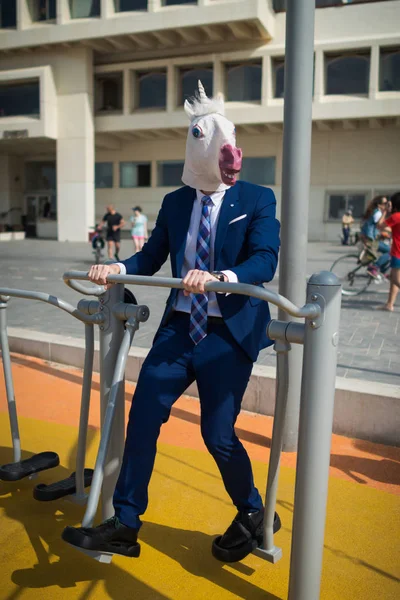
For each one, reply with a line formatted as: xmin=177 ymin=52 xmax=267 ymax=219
xmin=330 ymin=254 xmax=372 ymax=296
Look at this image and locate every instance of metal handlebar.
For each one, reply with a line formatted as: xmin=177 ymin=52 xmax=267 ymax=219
xmin=0 ymin=288 xmax=104 ymax=325
xmin=63 ymin=276 xmax=106 ymax=297
xmin=62 ymin=271 xmax=321 ymax=320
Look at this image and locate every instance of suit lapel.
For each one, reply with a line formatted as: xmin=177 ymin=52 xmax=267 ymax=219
xmin=214 ymin=184 xmax=241 ymax=267
xmin=176 ymin=187 xmax=197 ymax=277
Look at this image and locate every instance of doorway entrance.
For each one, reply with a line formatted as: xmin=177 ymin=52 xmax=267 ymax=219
xmin=24 ymin=194 xmax=57 ymax=238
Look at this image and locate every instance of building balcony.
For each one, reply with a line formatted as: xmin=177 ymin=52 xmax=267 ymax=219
xmin=0 ymin=0 xmax=275 ymax=56
xmin=92 ymin=42 xmax=400 ymax=145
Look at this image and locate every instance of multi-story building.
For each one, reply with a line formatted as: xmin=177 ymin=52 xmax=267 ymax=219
xmin=0 ymin=0 xmax=399 ymax=242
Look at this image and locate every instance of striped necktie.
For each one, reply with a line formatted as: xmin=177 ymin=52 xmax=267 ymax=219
xmin=189 ymin=196 xmax=213 ymax=345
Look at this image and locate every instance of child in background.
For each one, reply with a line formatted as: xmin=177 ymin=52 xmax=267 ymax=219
xmin=341 ymin=209 xmax=354 ymax=245
xmin=130 ymin=206 xmax=148 ymax=253
xmin=378 ymin=192 xmax=400 ymax=312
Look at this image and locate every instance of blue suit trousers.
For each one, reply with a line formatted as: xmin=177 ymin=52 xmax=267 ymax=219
xmin=113 ymin=312 xmax=263 ymax=529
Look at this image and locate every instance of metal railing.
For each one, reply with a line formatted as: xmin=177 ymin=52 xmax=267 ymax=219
xmin=0 ymin=270 xmax=341 ymax=599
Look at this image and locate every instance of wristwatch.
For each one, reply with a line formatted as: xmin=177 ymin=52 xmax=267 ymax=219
xmin=212 ymin=271 xmax=227 ymax=282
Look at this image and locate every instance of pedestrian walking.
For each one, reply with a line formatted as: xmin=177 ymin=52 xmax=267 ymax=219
xmin=130 ymin=206 xmax=148 ymax=253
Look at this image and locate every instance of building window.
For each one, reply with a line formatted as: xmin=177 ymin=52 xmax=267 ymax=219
xmin=157 ymin=161 xmax=184 ymax=187
xmin=95 ymin=73 xmax=123 ymax=113
xmin=95 ymin=163 xmax=113 ymax=188
xmin=226 ymin=61 xmax=262 ymax=102
xmin=178 ymin=66 xmax=213 ymax=105
xmin=380 ymin=47 xmax=400 ymax=92
xmin=136 ymin=71 xmax=167 ymax=109
xmin=326 ymin=193 xmax=366 ymax=221
xmin=120 ymin=162 xmax=151 ymax=188
xmin=325 ymin=51 xmax=370 ymax=95
xmin=69 ymin=0 xmax=100 ymax=18
xmin=272 ymin=55 xmax=315 ymax=99
xmin=25 ymin=162 xmax=56 ymax=191
xmin=162 ymin=1 xmax=197 ymax=6
xmin=0 ymin=0 xmax=17 ymax=28
xmin=272 ymin=57 xmax=285 ymax=99
xmin=114 ymin=0 xmax=147 ymax=10
xmin=0 ymin=81 xmax=40 ymax=118
xmin=29 ymin=0 xmax=56 ymax=22
xmin=240 ymin=157 xmax=276 ymax=186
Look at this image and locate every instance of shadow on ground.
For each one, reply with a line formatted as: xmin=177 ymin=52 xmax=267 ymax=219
xmin=1 ymin=444 xmax=282 ymax=600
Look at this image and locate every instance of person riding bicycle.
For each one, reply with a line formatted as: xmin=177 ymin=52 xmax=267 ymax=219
xmin=91 ymin=224 xmax=105 ymax=250
xmin=377 ymin=192 xmax=400 ymax=311
xmin=360 ymin=196 xmax=391 ymax=279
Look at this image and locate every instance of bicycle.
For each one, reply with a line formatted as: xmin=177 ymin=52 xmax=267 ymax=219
xmin=329 ymin=243 xmax=388 ymax=296
xmin=89 ymin=226 xmax=105 ymax=265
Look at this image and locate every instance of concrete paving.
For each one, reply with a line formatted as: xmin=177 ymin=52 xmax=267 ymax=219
xmin=0 ymin=238 xmax=399 ymax=385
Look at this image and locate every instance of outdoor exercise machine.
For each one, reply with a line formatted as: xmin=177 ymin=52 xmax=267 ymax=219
xmin=0 ymin=284 xmax=147 ymax=502
xmin=0 ymin=270 xmax=341 ymax=600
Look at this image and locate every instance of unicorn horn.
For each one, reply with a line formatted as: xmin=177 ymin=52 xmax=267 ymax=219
xmin=198 ymin=80 xmax=208 ymax=101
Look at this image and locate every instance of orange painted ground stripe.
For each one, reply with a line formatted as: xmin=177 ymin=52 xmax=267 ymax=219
xmin=1 ymin=354 xmax=399 ymax=496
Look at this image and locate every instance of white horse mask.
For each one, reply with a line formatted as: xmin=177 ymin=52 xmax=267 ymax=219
xmin=181 ymin=81 xmax=243 ymax=192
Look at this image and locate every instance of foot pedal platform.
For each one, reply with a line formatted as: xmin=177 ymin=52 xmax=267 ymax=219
xmin=65 ymin=543 xmax=114 ymax=564
xmin=0 ymin=451 xmax=59 ymax=482
xmin=33 ymin=468 xmax=94 ymax=501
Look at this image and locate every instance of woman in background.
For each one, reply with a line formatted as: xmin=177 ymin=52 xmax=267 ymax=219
xmin=130 ymin=206 xmax=148 ymax=253
xmin=360 ymin=195 xmax=391 ymax=278
xmin=378 ymin=192 xmax=400 ymax=311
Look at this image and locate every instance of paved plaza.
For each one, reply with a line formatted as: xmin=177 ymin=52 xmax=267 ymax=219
xmin=0 ymin=238 xmax=399 ymax=386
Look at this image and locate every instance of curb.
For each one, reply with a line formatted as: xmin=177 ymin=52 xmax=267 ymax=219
xmin=4 ymin=327 xmax=400 ymax=447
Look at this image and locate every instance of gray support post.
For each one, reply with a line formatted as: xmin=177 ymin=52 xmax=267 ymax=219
xmin=288 ymin=272 xmax=341 ymax=600
xmin=253 ymin=341 xmax=290 ymax=564
xmin=74 ymin=324 xmax=95 ymax=502
xmin=0 ymin=299 xmax=21 ymax=463
xmin=98 ymin=284 xmax=126 ymax=521
xmin=82 ymin=319 xmax=138 ymax=529
xmin=279 ymin=0 xmax=315 ymax=451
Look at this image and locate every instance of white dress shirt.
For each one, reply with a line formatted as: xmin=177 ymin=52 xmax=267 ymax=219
xmin=117 ymin=189 xmax=238 ymax=317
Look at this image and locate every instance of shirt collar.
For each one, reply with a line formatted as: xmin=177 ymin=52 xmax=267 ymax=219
xmin=196 ymin=189 xmax=226 ymax=207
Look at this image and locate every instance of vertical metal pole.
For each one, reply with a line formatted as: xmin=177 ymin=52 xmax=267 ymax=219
xmin=254 ymin=342 xmax=290 ymax=564
xmin=0 ymin=298 xmax=21 ymax=464
xmin=75 ymin=323 xmax=94 ymax=500
xmin=98 ymin=284 xmax=125 ymax=520
xmin=279 ymin=0 xmax=315 ymax=451
xmin=288 ymin=272 xmax=341 ymax=600
xmin=82 ymin=320 xmax=137 ymax=528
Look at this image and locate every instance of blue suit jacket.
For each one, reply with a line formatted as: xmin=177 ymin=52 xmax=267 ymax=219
xmin=122 ymin=181 xmax=280 ymax=362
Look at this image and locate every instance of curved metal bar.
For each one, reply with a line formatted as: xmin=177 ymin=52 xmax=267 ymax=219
xmin=82 ymin=318 xmax=137 ymax=528
xmin=0 ymin=302 xmax=21 ymax=463
xmin=63 ymin=271 xmax=321 ymax=320
xmin=0 ymin=288 xmax=104 ymax=325
xmin=75 ymin=324 xmax=94 ymax=500
xmin=63 ymin=275 xmax=105 ymax=297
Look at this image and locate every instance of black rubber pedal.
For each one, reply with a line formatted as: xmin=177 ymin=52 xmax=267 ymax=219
xmin=0 ymin=451 xmax=60 ymax=482
xmin=33 ymin=468 xmax=94 ymax=501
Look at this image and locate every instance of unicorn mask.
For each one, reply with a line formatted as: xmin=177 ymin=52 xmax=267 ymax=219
xmin=182 ymin=81 xmax=243 ymax=192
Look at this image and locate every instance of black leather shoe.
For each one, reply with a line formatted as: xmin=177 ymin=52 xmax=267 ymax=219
xmin=212 ymin=509 xmax=281 ymax=563
xmin=62 ymin=516 xmax=140 ymax=558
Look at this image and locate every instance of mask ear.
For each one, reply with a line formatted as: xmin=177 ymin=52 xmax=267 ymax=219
xmin=184 ymin=99 xmax=195 ymax=121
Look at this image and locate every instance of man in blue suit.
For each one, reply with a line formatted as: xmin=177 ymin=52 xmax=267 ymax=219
xmin=63 ymin=83 xmax=280 ymax=563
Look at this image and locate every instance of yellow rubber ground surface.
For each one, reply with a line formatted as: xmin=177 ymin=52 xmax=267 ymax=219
xmin=1 ymin=414 xmax=399 ymax=600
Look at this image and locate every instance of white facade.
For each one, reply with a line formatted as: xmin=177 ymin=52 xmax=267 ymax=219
xmin=0 ymin=0 xmax=399 ymax=242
